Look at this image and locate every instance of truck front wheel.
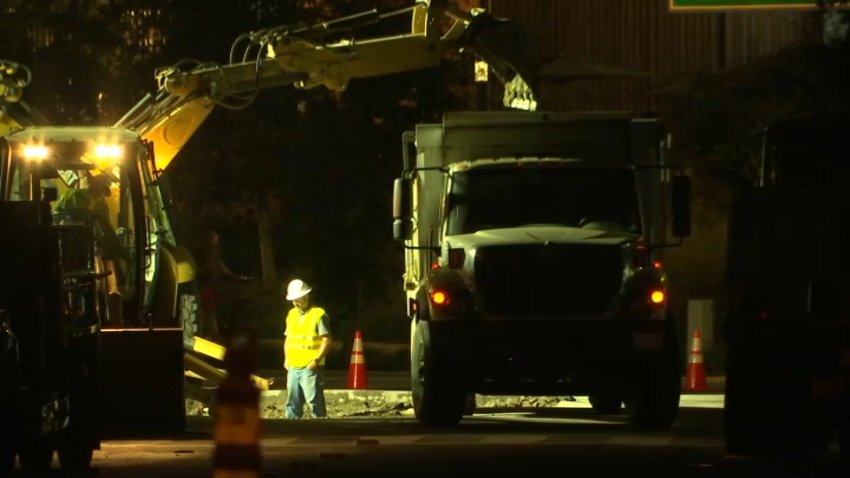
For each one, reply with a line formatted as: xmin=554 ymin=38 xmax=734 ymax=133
xmin=411 ymin=320 xmax=465 ymax=427
xmin=57 ymin=439 xmax=93 ymax=471
xmin=589 ymin=393 xmax=623 ymax=414
xmin=0 ymin=445 xmax=14 ymax=474
xmin=625 ymin=318 xmax=682 ymax=429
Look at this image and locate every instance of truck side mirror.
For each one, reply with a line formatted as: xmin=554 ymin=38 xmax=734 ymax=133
xmin=393 ymin=177 xmax=413 ymax=241
xmin=671 ymin=175 xmax=692 ymax=238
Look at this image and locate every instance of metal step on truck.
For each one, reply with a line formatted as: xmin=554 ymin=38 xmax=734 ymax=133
xmin=392 ymin=111 xmax=693 ymax=427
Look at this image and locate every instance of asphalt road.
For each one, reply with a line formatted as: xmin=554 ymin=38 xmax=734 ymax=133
xmin=9 ymin=395 xmax=846 ymax=477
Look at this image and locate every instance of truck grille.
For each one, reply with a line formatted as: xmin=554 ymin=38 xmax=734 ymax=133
xmin=474 ymin=244 xmax=623 ymax=318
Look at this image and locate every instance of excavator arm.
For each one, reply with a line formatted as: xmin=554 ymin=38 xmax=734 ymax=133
xmin=0 ymin=59 xmax=48 ymax=136
xmin=115 ymin=0 xmax=539 ymax=171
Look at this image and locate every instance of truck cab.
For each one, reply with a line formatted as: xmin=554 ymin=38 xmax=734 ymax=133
xmin=393 ymin=111 xmax=692 ymax=427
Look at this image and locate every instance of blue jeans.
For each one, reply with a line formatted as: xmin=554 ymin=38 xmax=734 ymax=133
xmin=285 ymin=366 xmax=327 ymax=419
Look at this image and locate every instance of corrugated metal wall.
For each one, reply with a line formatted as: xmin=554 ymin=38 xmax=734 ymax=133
xmin=479 ymin=0 xmax=820 ymax=112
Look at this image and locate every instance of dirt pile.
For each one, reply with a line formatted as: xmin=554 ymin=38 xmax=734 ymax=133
xmin=186 ymin=391 xmax=578 ymax=419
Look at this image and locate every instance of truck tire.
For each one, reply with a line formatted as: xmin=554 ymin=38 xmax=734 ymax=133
xmin=57 ymin=440 xmax=93 ymax=471
xmin=463 ymin=393 xmax=477 ymax=416
xmin=723 ymin=334 xmax=835 ymax=458
xmin=18 ymin=442 xmax=52 ymax=472
xmin=411 ymin=320 xmax=465 ymax=427
xmin=625 ymin=318 xmax=681 ymax=429
xmin=0 ymin=403 xmax=17 ymax=474
xmin=723 ymin=342 xmax=771 ymax=457
xmin=0 ymin=445 xmax=14 ymax=474
xmin=589 ymin=393 xmax=622 ymax=414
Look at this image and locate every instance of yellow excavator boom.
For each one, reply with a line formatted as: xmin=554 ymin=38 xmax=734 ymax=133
xmin=0 ymin=59 xmax=47 ymax=136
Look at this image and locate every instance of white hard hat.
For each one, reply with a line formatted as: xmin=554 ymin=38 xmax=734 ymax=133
xmin=286 ymin=279 xmax=312 ymax=301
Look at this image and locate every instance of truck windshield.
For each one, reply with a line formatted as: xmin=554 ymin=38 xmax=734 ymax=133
xmin=446 ymin=164 xmax=641 ymax=235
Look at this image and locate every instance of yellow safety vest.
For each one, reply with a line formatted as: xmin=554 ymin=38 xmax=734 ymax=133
xmin=284 ymin=306 xmax=327 ymax=368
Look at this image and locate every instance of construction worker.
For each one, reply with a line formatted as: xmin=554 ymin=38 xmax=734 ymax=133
xmin=55 ymin=173 xmax=126 ymax=292
xmin=195 ymin=229 xmax=237 ymax=340
xmin=55 ymin=173 xmax=111 ymax=224
xmin=282 ymin=279 xmax=331 ymax=419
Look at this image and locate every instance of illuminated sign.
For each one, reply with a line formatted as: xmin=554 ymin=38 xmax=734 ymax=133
xmin=669 ymin=0 xmax=846 ymax=11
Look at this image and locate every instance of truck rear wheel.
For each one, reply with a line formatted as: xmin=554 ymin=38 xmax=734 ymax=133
xmin=723 ymin=334 xmax=835 ymax=458
xmin=411 ymin=320 xmax=465 ymax=427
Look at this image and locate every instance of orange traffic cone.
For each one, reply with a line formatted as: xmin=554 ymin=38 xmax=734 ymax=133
xmin=685 ymin=329 xmax=708 ymax=392
xmin=347 ymin=330 xmax=368 ymax=389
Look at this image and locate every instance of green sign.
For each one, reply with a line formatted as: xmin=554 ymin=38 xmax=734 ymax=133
xmin=669 ymin=0 xmax=844 ymax=10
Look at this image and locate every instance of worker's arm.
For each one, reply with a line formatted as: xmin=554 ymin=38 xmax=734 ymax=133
xmin=308 ymin=313 xmax=332 ymax=370
xmin=310 ymin=335 xmax=332 ymax=370
xmin=282 ymin=334 xmax=290 ymax=370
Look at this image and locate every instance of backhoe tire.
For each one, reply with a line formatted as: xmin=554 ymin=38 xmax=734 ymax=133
xmin=411 ymin=320 xmax=465 ymax=427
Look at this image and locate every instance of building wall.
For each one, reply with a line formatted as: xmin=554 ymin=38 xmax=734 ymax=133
xmin=481 ymin=0 xmax=819 ymax=112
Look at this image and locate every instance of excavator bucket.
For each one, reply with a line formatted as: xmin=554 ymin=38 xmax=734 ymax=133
xmin=185 ymin=336 xmax=270 ymax=390
xmin=459 ymin=12 xmax=541 ymax=111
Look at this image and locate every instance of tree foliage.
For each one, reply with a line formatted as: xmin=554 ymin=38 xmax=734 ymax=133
xmin=657 ymin=21 xmax=850 ymax=187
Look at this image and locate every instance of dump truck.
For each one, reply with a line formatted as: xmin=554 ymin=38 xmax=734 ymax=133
xmin=392 ymin=111 xmax=692 ymax=427
xmin=723 ymin=116 xmax=850 ymax=461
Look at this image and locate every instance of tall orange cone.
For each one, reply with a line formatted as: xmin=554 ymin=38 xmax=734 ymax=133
xmin=347 ymin=330 xmax=368 ymax=389
xmin=213 ymin=332 xmax=261 ymax=478
xmin=685 ymin=329 xmax=708 ymax=392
